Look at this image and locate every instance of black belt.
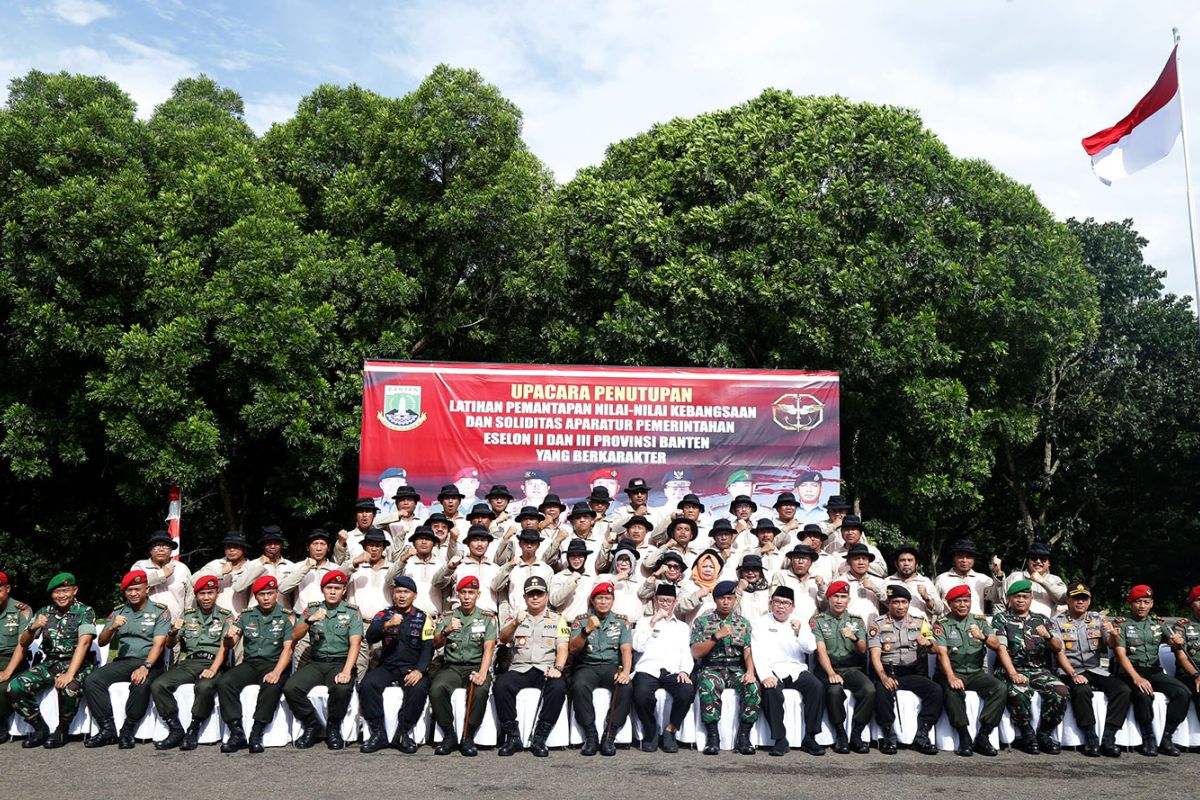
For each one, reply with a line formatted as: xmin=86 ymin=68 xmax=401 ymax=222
xmin=184 ymin=655 xmax=215 ymax=663
xmin=883 ymin=664 xmax=924 ymax=678
xmin=311 ymin=655 xmax=347 ymax=663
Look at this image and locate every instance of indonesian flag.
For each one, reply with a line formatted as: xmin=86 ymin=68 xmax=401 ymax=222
xmin=166 ymin=484 xmax=181 ymax=560
xmin=1082 ymin=46 xmax=1182 ymax=185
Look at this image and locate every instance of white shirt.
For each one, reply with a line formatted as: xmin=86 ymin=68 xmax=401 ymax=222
xmin=387 ymin=553 xmax=445 ymax=617
xmin=632 ymin=616 xmax=694 ymax=676
xmin=883 ymin=573 xmax=946 ymax=619
xmin=348 ymin=561 xmax=392 ymax=622
xmin=492 ymin=559 xmax=555 ymax=616
xmin=549 ymin=571 xmax=598 ymax=620
xmin=278 ymin=558 xmax=345 ymax=609
xmin=841 ymin=573 xmax=882 ymax=626
xmin=751 ymin=611 xmax=816 ymax=680
xmin=194 ymin=558 xmax=257 ymax=613
xmin=437 ymin=556 xmax=501 ymax=613
xmin=933 ymin=569 xmax=997 ymax=616
xmin=131 ymin=558 xmax=193 ymax=619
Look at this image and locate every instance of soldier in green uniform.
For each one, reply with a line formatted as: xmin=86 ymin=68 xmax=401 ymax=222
xmin=1052 ymin=582 xmax=1128 ymax=757
xmin=430 ymin=575 xmax=498 ymax=756
xmin=932 ymin=584 xmax=1004 ymax=757
xmin=1111 ymin=584 xmax=1195 ymax=757
xmin=150 ymin=574 xmax=233 ymax=750
xmin=1172 ymin=585 xmax=1200 ymax=724
xmin=284 ymin=569 xmax=363 ymax=750
xmin=217 ymin=575 xmax=296 ymax=753
xmin=992 ymin=578 xmax=1068 ymax=754
xmin=690 ymin=579 xmax=759 ymax=756
xmin=10 ymin=572 xmax=97 ymax=748
xmin=83 ymin=570 xmax=171 ymax=748
xmin=868 ymin=585 xmax=940 ymax=756
xmin=568 ymin=580 xmax=633 ymax=757
xmin=0 ymin=570 xmax=33 ymax=743
xmin=812 ymin=579 xmax=874 ymax=754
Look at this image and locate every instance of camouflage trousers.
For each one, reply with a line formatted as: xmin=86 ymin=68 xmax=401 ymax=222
xmin=8 ymin=660 xmax=95 ymax=725
xmin=1003 ymin=667 xmax=1067 ymax=728
xmin=696 ymin=665 xmax=760 ymax=724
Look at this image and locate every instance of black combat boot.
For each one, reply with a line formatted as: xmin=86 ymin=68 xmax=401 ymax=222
xmin=832 ymin=727 xmax=850 ymax=754
xmin=1015 ymin=723 xmax=1039 ymax=754
xmin=221 ymin=720 xmax=247 ymax=753
xmin=156 ymin=715 xmax=186 ymax=750
xmin=1137 ymin=722 xmax=1157 ymax=757
xmin=599 ymin=731 xmax=617 ymax=757
xmin=497 ymin=721 xmax=522 ymax=756
xmin=360 ymin=718 xmax=388 ymax=753
xmin=879 ymin=726 xmax=898 ymax=755
xmin=529 ymin=720 xmax=553 ymax=757
xmin=849 ymin=723 xmax=870 ymax=754
xmin=326 ymin=717 xmax=345 ymax=750
xmin=1099 ymin=727 xmax=1120 ymax=758
xmin=22 ymin=716 xmax=50 ymax=748
xmin=293 ymin=715 xmax=324 ymax=749
xmin=459 ymin=732 xmax=478 ymax=757
xmin=1159 ymin=727 xmax=1181 ymax=757
xmin=1036 ymin=728 xmax=1060 ymax=755
xmin=180 ymin=720 xmax=203 ymax=751
xmin=912 ymin=721 xmax=938 ymax=755
xmin=118 ymin=720 xmax=138 ymax=749
xmin=395 ymin=723 xmax=419 ymax=754
xmin=44 ymin=717 xmax=72 ymax=749
xmin=580 ymin=725 xmax=599 ymax=756
xmin=85 ymin=718 xmax=119 ymax=748
xmin=247 ymin=722 xmax=267 ymax=754
xmin=972 ymin=723 xmax=998 ymax=756
xmin=800 ymin=733 xmax=825 ymax=756
xmin=434 ymin=725 xmax=458 ymax=755
xmin=954 ymin=726 xmax=973 ymax=756
xmin=702 ymin=721 xmax=720 ymax=755
xmin=1081 ymin=728 xmax=1100 ymax=757
xmin=735 ymin=721 xmax=755 ymax=755
xmin=660 ymin=726 xmax=679 ymax=754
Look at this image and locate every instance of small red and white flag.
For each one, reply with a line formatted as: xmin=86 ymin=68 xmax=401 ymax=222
xmin=1082 ymin=46 xmax=1183 ymax=185
xmin=166 ymin=483 xmax=182 ymax=560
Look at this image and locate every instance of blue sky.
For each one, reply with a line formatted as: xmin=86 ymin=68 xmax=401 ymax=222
xmin=4 ymin=0 xmax=1200 ymax=304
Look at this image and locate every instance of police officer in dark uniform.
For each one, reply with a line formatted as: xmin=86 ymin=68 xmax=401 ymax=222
xmin=217 ymin=575 xmax=296 ymax=753
xmin=569 ymin=581 xmax=633 ymax=756
xmin=285 ymin=570 xmax=364 ymax=750
xmin=150 ymin=574 xmax=233 ymax=750
xmin=868 ymin=585 xmax=941 ymax=755
xmin=494 ymin=575 xmax=570 ymax=757
xmin=83 ymin=570 xmax=171 ymax=748
xmin=359 ymin=575 xmax=434 ymax=753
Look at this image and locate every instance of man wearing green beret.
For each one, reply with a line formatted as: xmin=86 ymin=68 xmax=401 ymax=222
xmin=0 ymin=570 xmax=33 ymax=744
xmin=992 ymin=579 xmax=1068 ymax=754
xmin=9 ymin=573 xmax=98 ymax=748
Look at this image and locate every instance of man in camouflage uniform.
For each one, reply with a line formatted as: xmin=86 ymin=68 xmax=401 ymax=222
xmin=1112 ymin=584 xmax=1194 ymax=757
xmin=284 ymin=570 xmax=364 ymax=751
xmin=868 ymin=585 xmax=941 ymax=755
xmin=430 ymin=575 xmax=498 ymax=756
xmin=0 ymin=570 xmax=33 ymax=743
xmin=992 ymin=578 xmax=1067 ymax=754
xmin=932 ymin=585 xmax=1004 ymax=756
xmin=83 ymin=570 xmax=172 ymax=748
xmin=149 ymin=574 xmax=232 ymax=750
xmin=691 ymin=579 xmax=760 ymax=755
xmin=1052 ymin=582 xmax=1128 ymax=757
xmin=217 ymin=575 xmax=296 ymax=753
xmin=568 ymin=580 xmax=633 ymax=756
xmin=812 ymin=580 xmax=874 ymax=754
xmin=1172 ymin=585 xmax=1200 ymax=725
xmin=10 ymin=572 xmax=97 ymax=748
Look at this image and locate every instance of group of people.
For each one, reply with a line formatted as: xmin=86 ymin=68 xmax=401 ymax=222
xmin=2 ymin=476 xmax=1199 ymax=760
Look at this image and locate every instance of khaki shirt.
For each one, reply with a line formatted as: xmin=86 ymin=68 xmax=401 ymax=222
xmin=506 ymin=610 xmax=569 ymax=672
xmin=869 ymin=613 xmax=931 ymax=669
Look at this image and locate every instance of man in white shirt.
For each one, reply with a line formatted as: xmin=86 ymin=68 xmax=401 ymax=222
xmin=385 ymin=525 xmax=445 ymax=617
xmin=347 ymin=528 xmax=392 ymax=675
xmin=194 ymin=531 xmax=257 ymax=613
xmin=433 ymin=525 xmax=501 ymax=613
xmin=933 ymin=539 xmax=999 ymax=616
xmin=252 ymin=525 xmax=296 ymax=610
xmin=883 ymin=544 xmax=945 ymax=620
xmin=131 ymin=530 xmax=193 ymax=619
xmin=839 ymin=543 xmax=884 ymax=627
xmin=751 ymin=586 xmax=826 ymax=756
xmin=631 ymin=583 xmax=695 ymax=753
xmin=339 ymin=497 xmax=391 ymax=561
xmin=770 ymin=544 xmax=825 ymax=626
xmin=491 ymin=529 xmax=554 ymax=618
xmin=827 ymin=516 xmax=886 ymax=578
xmin=547 ymin=539 xmax=597 ymax=619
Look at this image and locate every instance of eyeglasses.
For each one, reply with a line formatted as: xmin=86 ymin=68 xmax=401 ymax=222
xmin=1028 ymin=556 xmax=1048 ymax=562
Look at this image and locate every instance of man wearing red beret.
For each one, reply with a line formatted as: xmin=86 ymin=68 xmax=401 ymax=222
xmin=568 ymin=581 xmax=633 ymax=756
xmin=284 ymin=570 xmax=364 ymax=750
xmin=932 ymin=585 xmax=1004 ymax=756
xmin=429 ymin=575 xmax=498 ymax=755
xmin=0 ymin=571 xmax=33 ymax=744
xmin=83 ymin=570 xmax=172 ymax=748
xmin=217 ymin=576 xmax=296 ymax=753
xmin=1111 ymin=584 xmax=1195 ymax=756
xmin=1171 ymin=585 xmax=1200 ymax=728
xmin=811 ymin=580 xmax=874 ymax=754
xmin=149 ymin=574 xmax=233 ymax=749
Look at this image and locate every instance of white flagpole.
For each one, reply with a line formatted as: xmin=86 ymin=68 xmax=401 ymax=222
xmin=1173 ymin=27 xmax=1200 ymax=331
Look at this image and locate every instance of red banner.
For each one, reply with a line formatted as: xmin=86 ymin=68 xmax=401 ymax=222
xmin=360 ymin=361 xmax=840 ymax=517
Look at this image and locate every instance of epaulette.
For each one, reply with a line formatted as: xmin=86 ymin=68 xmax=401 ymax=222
xmin=1113 ymin=616 xmax=1128 ymax=624
xmin=573 ymin=614 xmax=590 ymax=623
xmin=14 ymin=601 xmax=28 ymax=610
xmin=306 ymin=601 xmax=322 ymax=608
xmin=935 ymin=615 xmax=950 ymax=624
xmin=972 ymin=614 xmax=987 ymax=621
xmin=345 ymin=602 xmax=359 ymax=610
xmin=183 ymin=607 xmax=197 ymax=614
xmin=287 ymin=613 xmax=297 ymax=623
xmin=479 ymin=608 xmax=497 ymax=617
xmin=216 ymin=607 xmax=232 ymax=617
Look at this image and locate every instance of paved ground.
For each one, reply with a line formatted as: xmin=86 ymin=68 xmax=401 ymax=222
xmin=4 ymin=741 xmax=1197 ymax=799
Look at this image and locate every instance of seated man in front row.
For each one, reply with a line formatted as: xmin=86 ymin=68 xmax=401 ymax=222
xmin=867 ymin=585 xmax=941 ymax=756
xmin=690 ymin=580 xmax=759 ymax=756
xmin=750 ymin=585 xmax=825 ymax=756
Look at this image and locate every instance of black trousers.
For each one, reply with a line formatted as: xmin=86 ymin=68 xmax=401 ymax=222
xmin=1119 ymin=666 xmax=1191 ymax=729
xmin=217 ymin=658 xmax=291 ymax=726
xmin=493 ymin=667 xmax=567 ymax=727
xmin=817 ymin=666 xmax=875 ymax=728
xmin=358 ymin=663 xmax=429 ymax=728
xmin=874 ymin=671 xmax=942 ymax=730
xmin=83 ymin=657 xmax=165 ymax=727
xmin=761 ymin=671 xmax=824 ymax=741
xmin=1067 ymin=670 xmax=1132 ymax=735
xmin=571 ymin=663 xmax=632 ymax=734
xmin=632 ymin=670 xmax=696 ymax=733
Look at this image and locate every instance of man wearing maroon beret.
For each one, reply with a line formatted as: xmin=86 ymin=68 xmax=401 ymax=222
xmin=150 ymin=574 xmax=233 ymax=749
xmin=83 ymin=570 xmax=172 ymax=748
xmin=0 ymin=570 xmax=33 ymax=744
xmin=568 ymin=581 xmax=633 ymax=756
xmin=284 ymin=570 xmax=364 ymax=750
xmin=932 ymin=585 xmax=1004 ymax=756
xmin=217 ymin=575 xmax=296 ymax=753
xmin=811 ymin=580 xmax=874 ymax=754
xmin=1171 ymin=585 xmax=1200 ymax=727
xmin=429 ymin=575 xmax=498 ymax=755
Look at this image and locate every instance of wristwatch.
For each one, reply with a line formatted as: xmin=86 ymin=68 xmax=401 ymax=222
xmin=142 ymin=661 xmax=154 ymax=670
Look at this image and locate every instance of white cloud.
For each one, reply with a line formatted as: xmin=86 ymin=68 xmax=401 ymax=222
xmin=244 ymin=92 xmax=298 ymax=135
xmin=50 ymin=0 xmax=113 ymax=26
